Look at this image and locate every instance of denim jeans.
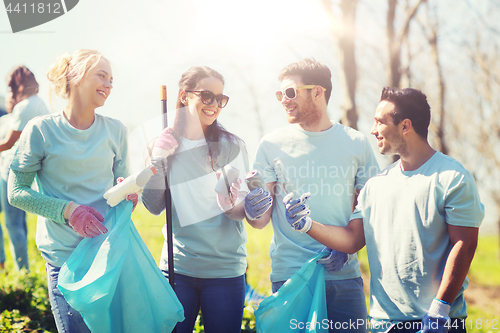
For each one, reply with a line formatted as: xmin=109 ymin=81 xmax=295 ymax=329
xmin=272 ymin=277 xmax=368 ymax=333
xmin=163 ymin=271 xmax=246 ymax=333
xmin=0 ymin=177 xmax=28 ymax=270
xmin=46 ymin=263 xmax=91 ymax=333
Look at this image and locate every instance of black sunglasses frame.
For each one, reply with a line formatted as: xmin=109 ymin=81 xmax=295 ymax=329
xmin=185 ymin=90 xmax=229 ymax=108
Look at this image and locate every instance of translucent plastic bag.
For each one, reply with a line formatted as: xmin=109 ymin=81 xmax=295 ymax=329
xmin=58 ymin=201 xmax=184 ymax=333
xmin=254 ymin=251 xmax=329 ymax=333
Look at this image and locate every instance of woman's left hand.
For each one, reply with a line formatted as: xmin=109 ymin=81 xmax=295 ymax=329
xmin=216 ymin=172 xmax=241 ymax=211
xmin=116 ymin=177 xmax=138 ymax=211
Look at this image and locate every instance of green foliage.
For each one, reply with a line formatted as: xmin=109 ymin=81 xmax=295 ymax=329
xmin=0 ymin=270 xmax=56 ymax=332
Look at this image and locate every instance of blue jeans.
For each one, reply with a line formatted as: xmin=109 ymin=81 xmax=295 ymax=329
xmin=163 ymin=271 xmax=245 ymax=333
xmin=0 ymin=176 xmax=28 ymax=270
xmin=272 ymin=277 xmax=368 ymax=333
xmin=46 ymin=263 xmax=90 ymax=333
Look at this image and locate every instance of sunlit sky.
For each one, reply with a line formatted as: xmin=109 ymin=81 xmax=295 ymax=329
xmin=1 ymin=0 xmax=497 ymax=227
xmin=0 ymin=0 xmax=342 ymax=155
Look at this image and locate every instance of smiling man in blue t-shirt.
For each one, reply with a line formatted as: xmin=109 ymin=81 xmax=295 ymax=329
xmin=306 ymin=87 xmax=484 ymax=333
xmin=245 ymin=58 xmax=379 ymax=332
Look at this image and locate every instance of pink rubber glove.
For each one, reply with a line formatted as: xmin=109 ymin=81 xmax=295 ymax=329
xmin=116 ymin=177 xmax=139 ymax=211
xmin=216 ymin=171 xmax=241 ymax=212
xmin=151 ymin=127 xmax=179 ymax=166
xmin=64 ymin=202 xmax=107 ymax=238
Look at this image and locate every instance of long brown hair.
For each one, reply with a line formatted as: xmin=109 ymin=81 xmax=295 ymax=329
xmin=6 ymin=66 xmax=39 ymax=102
xmin=174 ymin=66 xmax=240 ymax=170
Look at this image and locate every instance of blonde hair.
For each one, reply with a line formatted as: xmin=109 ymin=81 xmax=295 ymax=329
xmin=46 ymin=49 xmax=104 ymax=104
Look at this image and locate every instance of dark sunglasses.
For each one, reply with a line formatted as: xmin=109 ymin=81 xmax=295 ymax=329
xmin=185 ymin=90 xmax=229 ymax=108
xmin=276 ymin=85 xmax=326 ymax=101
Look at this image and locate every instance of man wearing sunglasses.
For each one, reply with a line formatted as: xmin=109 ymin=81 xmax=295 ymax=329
xmin=245 ymin=58 xmax=379 ymax=332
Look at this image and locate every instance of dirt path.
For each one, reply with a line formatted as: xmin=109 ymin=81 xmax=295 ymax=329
xmin=464 ymin=284 xmax=500 ymax=315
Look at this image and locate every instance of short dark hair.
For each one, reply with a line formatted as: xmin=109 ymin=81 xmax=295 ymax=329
xmin=279 ymin=58 xmax=332 ymax=104
xmin=380 ymin=87 xmax=431 ymax=139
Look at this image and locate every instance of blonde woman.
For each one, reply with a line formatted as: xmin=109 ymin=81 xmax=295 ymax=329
xmin=8 ymin=50 xmax=132 ymax=333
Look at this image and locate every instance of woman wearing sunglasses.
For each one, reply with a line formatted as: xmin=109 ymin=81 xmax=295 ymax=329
xmin=8 ymin=49 xmax=131 ymax=333
xmin=142 ymin=66 xmax=249 ymax=333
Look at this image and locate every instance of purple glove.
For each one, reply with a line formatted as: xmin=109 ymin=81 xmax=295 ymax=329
xmin=216 ymin=170 xmax=241 ymax=211
xmin=116 ymin=177 xmax=139 ymax=211
xmin=245 ymin=188 xmax=272 ymax=220
xmin=65 ymin=202 xmax=107 ymax=238
xmin=317 ymin=247 xmax=348 ymax=272
xmin=283 ymin=192 xmax=312 ymax=233
xmin=151 ymin=127 xmax=179 ymax=166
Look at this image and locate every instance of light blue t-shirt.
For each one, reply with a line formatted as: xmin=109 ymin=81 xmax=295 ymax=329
xmin=10 ymin=112 xmax=130 ymax=267
xmin=351 ymin=152 xmax=484 ymax=324
xmin=253 ymin=123 xmax=379 ymax=282
xmin=157 ymin=137 xmax=249 ymax=279
xmin=1 ymin=94 xmax=49 ymax=180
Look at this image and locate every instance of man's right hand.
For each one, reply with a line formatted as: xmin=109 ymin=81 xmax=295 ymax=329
xmin=245 ymin=188 xmax=272 ymax=220
xmin=283 ymin=192 xmax=312 ymax=233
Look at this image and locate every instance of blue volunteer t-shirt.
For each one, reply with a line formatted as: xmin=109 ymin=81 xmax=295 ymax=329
xmin=1 ymin=94 xmax=49 ymax=180
xmin=157 ymin=137 xmax=250 ymax=279
xmin=351 ymin=152 xmax=484 ymax=325
xmin=253 ymin=122 xmax=379 ymax=282
xmin=10 ymin=112 xmax=130 ymax=267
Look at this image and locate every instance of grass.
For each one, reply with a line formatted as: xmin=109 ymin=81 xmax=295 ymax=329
xmin=1 ymin=205 xmax=499 ymax=332
xmin=468 ymin=236 xmax=500 ymax=286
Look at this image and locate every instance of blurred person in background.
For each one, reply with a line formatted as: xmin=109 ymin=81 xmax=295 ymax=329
xmin=0 ymin=66 xmax=49 ymax=271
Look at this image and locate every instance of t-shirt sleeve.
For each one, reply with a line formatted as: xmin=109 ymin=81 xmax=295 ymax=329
xmin=445 ymin=171 xmax=484 ymax=228
xmin=9 ymin=100 xmax=42 ymax=132
xmin=10 ymin=120 xmax=45 ymax=173
xmin=354 ymin=137 xmax=380 ymax=191
xmin=112 ymin=124 xmax=131 ymax=182
xmin=350 ymin=185 xmax=367 ymax=221
xmin=9 ymin=103 xmax=26 ymax=131
xmin=230 ymin=141 xmax=250 ymax=193
xmin=252 ymin=140 xmax=276 ymax=184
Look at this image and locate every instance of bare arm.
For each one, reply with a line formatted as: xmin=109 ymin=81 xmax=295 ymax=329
xmin=0 ymin=130 xmax=21 ymax=152
xmin=435 ymin=225 xmax=478 ymax=304
xmin=245 ymin=181 xmax=275 ymax=229
xmin=306 ymin=185 xmax=364 ymax=253
xmin=219 ymin=190 xmax=247 ymax=221
xmin=306 ymin=218 xmax=365 ymax=254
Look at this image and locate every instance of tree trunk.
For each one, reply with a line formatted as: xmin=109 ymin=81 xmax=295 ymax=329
xmin=387 ymin=0 xmax=426 ymax=88
xmin=425 ymin=3 xmax=448 ymax=155
xmin=322 ymin=0 xmax=359 ymax=129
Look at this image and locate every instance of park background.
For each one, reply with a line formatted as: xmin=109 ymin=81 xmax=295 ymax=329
xmin=1 ymin=0 xmax=499 ymax=332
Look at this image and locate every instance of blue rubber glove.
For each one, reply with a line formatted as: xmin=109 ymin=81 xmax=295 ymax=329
xmin=245 ymin=188 xmax=272 ymax=220
xmin=421 ymin=298 xmax=451 ymax=333
xmin=317 ymin=247 xmax=348 ymax=272
xmin=283 ymin=192 xmax=312 ymax=233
